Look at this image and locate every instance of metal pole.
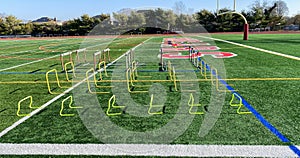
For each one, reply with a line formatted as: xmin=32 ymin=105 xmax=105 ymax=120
xmin=160 ymin=48 xmax=163 ymax=65
xmin=217 ymin=0 xmax=220 ymax=14
xmin=234 ymin=0 xmax=236 ymax=11
xmin=125 ymin=54 xmax=128 ymax=70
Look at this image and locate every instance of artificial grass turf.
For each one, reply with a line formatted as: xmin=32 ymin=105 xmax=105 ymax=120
xmin=0 ymin=36 xmax=148 ymax=132
xmin=1 ymin=34 xmax=298 ymax=148
xmin=0 ymin=37 xmax=120 ymax=70
xmin=212 ymin=33 xmax=300 ymax=57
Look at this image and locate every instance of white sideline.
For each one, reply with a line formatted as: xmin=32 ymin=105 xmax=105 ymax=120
xmin=199 ymin=36 xmax=300 ymax=61
xmin=0 ymin=144 xmax=297 ymax=157
xmin=0 ymin=38 xmax=151 ymax=138
xmin=0 ymin=38 xmax=123 ymax=72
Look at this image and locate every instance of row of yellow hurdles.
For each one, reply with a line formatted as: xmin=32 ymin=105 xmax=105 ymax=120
xmin=17 ymin=90 xmax=250 ymax=117
xmin=46 ymin=60 xmax=176 ymax=94
xmin=17 ymin=60 xmax=201 ymax=117
xmin=17 ymin=58 xmax=251 ymax=117
xmin=17 ymin=93 xmax=208 ymax=117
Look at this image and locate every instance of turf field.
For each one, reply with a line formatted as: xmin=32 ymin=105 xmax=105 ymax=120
xmin=0 ymin=33 xmax=299 ymax=157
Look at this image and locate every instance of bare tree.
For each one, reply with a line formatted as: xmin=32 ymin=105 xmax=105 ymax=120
xmin=272 ymin=0 xmax=289 ymax=16
xmin=173 ymin=1 xmax=187 ymax=15
xmin=287 ymin=14 xmax=300 ymax=25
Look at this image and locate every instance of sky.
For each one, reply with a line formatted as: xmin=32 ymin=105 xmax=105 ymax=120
xmin=0 ymin=0 xmax=299 ymax=21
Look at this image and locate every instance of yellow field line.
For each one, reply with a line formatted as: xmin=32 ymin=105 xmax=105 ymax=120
xmin=1 ymin=77 xmax=300 ymax=84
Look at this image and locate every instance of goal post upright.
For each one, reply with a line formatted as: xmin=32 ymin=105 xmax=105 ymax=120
xmin=217 ymin=0 xmax=249 ymax=40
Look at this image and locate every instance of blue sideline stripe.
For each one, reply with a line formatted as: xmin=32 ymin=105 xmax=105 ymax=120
xmin=289 ymin=145 xmax=300 ymax=157
xmin=199 ymin=56 xmax=300 ymax=156
xmin=218 ymin=78 xmax=290 ymax=143
xmin=200 ymin=56 xmax=290 ymax=143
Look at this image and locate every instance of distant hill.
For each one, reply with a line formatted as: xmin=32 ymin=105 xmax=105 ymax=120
xmin=116 ymin=7 xmax=164 ymax=15
xmin=117 ymin=8 xmax=136 ymax=15
xmin=32 ymin=17 xmax=55 ymax=23
xmin=32 ymin=17 xmax=63 ymax=25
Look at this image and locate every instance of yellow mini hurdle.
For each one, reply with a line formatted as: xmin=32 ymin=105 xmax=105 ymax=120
xmin=60 ymin=95 xmax=83 ymax=117
xmin=46 ymin=69 xmax=70 ymax=94
xmin=64 ymin=61 xmax=76 ymax=82
xmin=93 ymin=51 xmax=102 ymax=70
xmin=60 ymin=51 xmax=73 ymax=71
xmin=131 ymin=61 xmax=151 ymax=78
xmin=102 ymin=48 xmax=111 ymax=63
xmin=188 ymin=93 xmax=204 ymax=115
xmin=86 ymin=68 xmax=110 ymax=94
xmin=166 ymin=61 xmax=178 ymax=91
xmin=93 ymin=48 xmax=111 ymax=70
xmin=167 ymin=61 xmax=173 ymax=81
xmin=126 ymin=68 xmax=149 ymax=93
xmin=75 ymin=48 xmax=87 ymax=63
xmin=172 ymin=67 xmax=178 ymax=92
xmin=107 ymin=95 xmax=125 ymax=116
xmin=98 ymin=61 xmax=109 ymax=80
xmin=17 ymin=96 xmax=40 ymax=116
xmin=130 ymin=61 xmax=152 ymax=89
xmin=229 ymin=93 xmax=251 ymax=115
xmin=199 ymin=60 xmax=210 ymax=79
xmin=148 ymin=94 xmax=164 ymax=115
xmin=210 ymin=67 xmax=236 ymax=92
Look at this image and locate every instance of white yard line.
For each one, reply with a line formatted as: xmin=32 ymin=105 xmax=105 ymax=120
xmin=0 ymin=55 xmax=60 ymax=72
xmin=200 ymin=36 xmax=300 ymax=61
xmin=0 ymin=50 xmax=31 ymax=57
xmin=0 ymin=144 xmax=297 ymax=157
xmin=0 ymin=38 xmax=152 ymax=138
xmin=0 ymin=39 xmax=70 ymax=57
xmin=0 ymin=39 xmax=120 ymax=72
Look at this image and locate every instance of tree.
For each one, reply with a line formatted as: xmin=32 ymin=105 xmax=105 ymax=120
xmin=175 ymin=13 xmax=197 ymax=32
xmin=215 ymin=8 xmax=235 ymax=32
xmin=144 ymin=10 xmax=157 ymax=27
xmin=250 ymin=1 xmax=266 ymax=27
xmin=113 ymin=13 xmax=128 ymax=26
xmin=62 ymin=20 xmax=78 ymax=35
xmin=0 ymin=17 xmax=4 ymax=34
xmin=163 ymin=10 xmax=177 ymax=30
xmin=20 ymin=22 xmax=33 ymax=34
xmin=3 ymin=15 xmax=22 ymax=35
xmin=248 ymin=0 xmax=287 ymax=30
xmin=93 ymin=13 xmax=110 ymax=22
xmin=155 ymin=8 xmax=166 ymax=28
xmin=293 ymin=14 xmax=300 ymax=25
xmin=127 ymin=11 xmax=146 ymax=28
xmin=196 ymin=9 xmax=215 ymax=31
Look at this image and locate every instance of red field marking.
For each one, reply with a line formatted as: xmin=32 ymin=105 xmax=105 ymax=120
xmin=161 ymin=43 xmax=210 ymax=48
xmin=162 ymin=52 xmax=237 ymax=59
xmin=38 ymin=44 xmax=61 ymax=52
xmin=170 ymin=43 xmax=211 ymax=47
xmin=162 ymin=46 xmax=220 ymax=52
xmin=164 ymin=38 xmax=202 ymax=43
